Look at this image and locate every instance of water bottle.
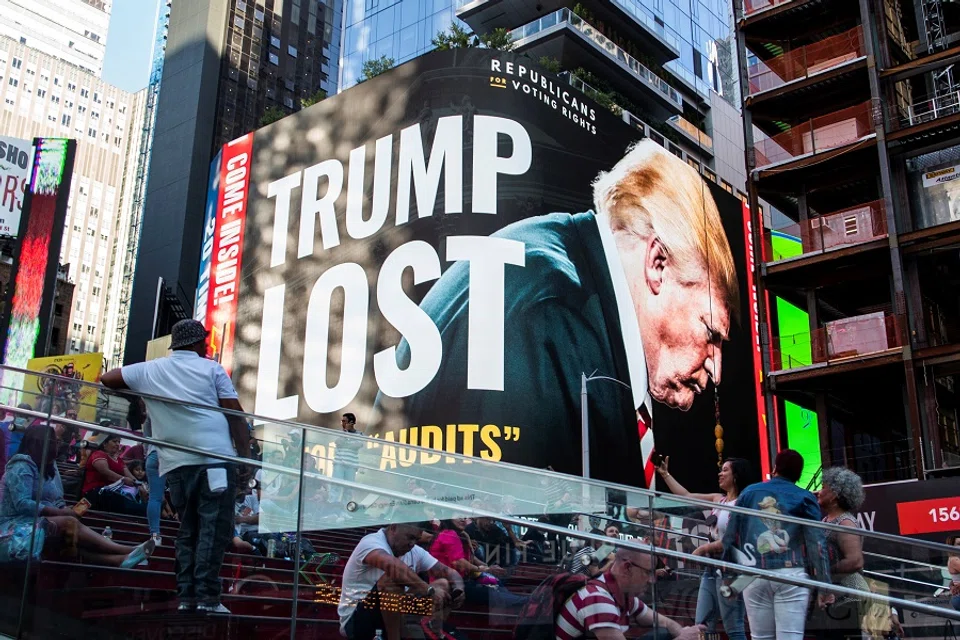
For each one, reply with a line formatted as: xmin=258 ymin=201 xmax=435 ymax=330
xmin=266 ymin=538 xmax=276 ymax=558
xmin=102 ymin=526 xmax=113 ymax=540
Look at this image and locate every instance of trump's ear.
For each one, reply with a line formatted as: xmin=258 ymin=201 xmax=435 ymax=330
xmin=644 ymin=236 xmax=667 ymax=295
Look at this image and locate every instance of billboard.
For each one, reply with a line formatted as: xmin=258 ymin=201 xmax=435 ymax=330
xmin=0 ymin=138 xmax=76 ymax=407
xmin=194 ymin=149 xmax=221 ymax=335
xmin=0 ymin=135 xmax=34 ymax=237
xmin=223 ymin=50 xmax=761 ymax=493
xmin=23 ymin=352 xmax=103 ymax=422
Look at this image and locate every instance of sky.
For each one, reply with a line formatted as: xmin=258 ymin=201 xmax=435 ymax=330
xmin=101 ymin=0 xmax=163 ymax=93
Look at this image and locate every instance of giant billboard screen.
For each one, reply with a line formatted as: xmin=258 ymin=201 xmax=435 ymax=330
xmin=225 ymin=50 xmax=762 ymax=493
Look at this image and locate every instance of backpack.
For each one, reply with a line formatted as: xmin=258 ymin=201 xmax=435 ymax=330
xmin=513 ymin=572 xmax=600 ymax=640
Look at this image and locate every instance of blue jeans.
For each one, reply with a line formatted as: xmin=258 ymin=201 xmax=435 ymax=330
xmin=696 ymin=571 xmax=747 ymax=640
xmin=952 ymin=594 xmax=960 ymax=611
xmin=146 ymin=450 xmax=165 ymax=535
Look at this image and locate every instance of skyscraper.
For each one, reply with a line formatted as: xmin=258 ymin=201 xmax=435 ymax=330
xmin=0 ymin=37 xmax=146 ymax=360
xmin=338 ymin=0 xmax=747 ymax=189
xmin=0 ymin=0 xmax=112 ymax=76
xmin=124 ymin=0 xmax=343 ymax=363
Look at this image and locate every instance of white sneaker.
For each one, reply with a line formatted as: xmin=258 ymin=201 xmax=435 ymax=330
xmin=197 ymin=603 xmax=231 ymax=614
xmin=177 ymin=602 xmax=195 ymax=612
xmin=151 ymin=533 xmax=162 ymax=546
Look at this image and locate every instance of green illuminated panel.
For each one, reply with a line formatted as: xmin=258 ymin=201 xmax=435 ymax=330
xmin=772 ymin=232 xmax=822 ymax=489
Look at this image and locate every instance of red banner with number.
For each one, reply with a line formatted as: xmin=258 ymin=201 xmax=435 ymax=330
xmin=205 ymin=133 xmax=253 ymax=375
xmin=897 ymin=496 xmax=960 ymax=535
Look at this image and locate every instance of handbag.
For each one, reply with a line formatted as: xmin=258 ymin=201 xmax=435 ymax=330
xmin=0 ymin=521 xmax=46 ymax=563
xmin=100 ymin=479 xmax=142 ymax=503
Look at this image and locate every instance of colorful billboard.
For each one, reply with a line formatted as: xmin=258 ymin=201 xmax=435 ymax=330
xmin=220 ymin=50 xmax=761 ymax=493
xmin=24 ymin=352 xmax=103 ymax=422
xmin=202 ymin=136 xmax=252 ymax=373
xmin=0 ymin=135 xmax=34 ymax=237
xmin=194 ymin=149 xmax=222 ymax=333
xmin=0 ymin=138 xmax=76 ymax=407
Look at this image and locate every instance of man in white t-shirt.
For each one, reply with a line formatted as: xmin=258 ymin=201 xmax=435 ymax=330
xmin=102 ymin=319 xmax=250 ymax=614
xmin=556 ymin=547 xmax=704 ymax=640
xmin=339 ymin=523 xmax=465 ymax=640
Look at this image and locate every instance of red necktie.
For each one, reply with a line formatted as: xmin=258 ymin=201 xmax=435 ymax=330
xmin=637 ymin=406 xmax=655 ymax=489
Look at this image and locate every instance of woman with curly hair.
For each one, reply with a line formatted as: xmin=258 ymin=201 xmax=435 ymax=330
xmin=817 ymin=467 xmax=869 ymax=639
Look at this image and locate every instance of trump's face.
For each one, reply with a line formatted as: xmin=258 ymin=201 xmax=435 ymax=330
xmin=619 ymin=233 xmax=730 ymax=411
xmin=648 ymin=279 xmax=729 ymax=410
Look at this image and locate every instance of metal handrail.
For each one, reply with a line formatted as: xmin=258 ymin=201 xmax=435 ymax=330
xmin=3 ymin=363 xmax=959 ymax=556
xmin=4 ymin=402 xmax=960 ymax=620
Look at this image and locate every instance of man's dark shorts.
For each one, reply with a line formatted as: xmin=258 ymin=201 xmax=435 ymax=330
xmin=343 ymin=589 xmax=387 ymax=640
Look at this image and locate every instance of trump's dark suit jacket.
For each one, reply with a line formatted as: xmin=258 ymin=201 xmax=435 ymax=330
xmin=389 ymin=211 xmax=646 ymax=488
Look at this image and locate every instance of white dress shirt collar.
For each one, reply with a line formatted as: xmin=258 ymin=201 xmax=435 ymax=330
xmin=594 ymin=209 xmax=653 ymax=414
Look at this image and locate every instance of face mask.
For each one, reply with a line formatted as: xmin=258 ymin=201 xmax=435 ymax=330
xmin=14 ymin=417 xmax=28 ymax=427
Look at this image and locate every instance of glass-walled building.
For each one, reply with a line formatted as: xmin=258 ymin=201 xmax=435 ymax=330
xmin=338 ymin=0 xmax=747 ymax=189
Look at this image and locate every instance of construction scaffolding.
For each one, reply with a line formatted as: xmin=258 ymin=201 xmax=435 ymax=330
xmin=110 ymin=0 xmax=171 ymax=366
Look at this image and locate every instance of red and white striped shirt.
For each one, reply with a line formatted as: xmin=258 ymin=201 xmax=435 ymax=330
xmin=554 ymin=573 xmax=646 ymax=640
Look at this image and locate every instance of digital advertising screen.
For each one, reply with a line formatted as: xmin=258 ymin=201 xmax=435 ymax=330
xmin=209 ymin=50 xmax=764 ymax=500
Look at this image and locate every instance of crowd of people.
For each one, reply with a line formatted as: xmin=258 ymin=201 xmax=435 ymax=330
xmin=0 ymin=319 xmax=957 ymax=637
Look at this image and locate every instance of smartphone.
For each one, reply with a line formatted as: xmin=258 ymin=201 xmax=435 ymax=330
xmin=651 ymin=452 xmax=664 ymax=467
xmin=73 ymin=498 xmax=91 ymax=516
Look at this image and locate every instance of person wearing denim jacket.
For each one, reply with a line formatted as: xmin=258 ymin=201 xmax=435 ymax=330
xmin=721 ymin=450 xmax=831 ymax=639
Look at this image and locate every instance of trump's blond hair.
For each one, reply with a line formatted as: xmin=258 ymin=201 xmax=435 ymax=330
xmin=592 ymin=139 xmax=740 ymax=322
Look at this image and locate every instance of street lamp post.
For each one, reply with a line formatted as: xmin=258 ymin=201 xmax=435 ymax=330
xmin=580 ymin=371 xmax=631 ymax=479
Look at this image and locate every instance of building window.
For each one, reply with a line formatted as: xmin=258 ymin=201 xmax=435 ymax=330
xmin=11 ymin=58 xmax=21 ymax=69
xmin=8 ymin=78 xmax=17 ymax=87
xmin=80 ymin=88 xmax=89 ymax=98
xmin=67 ymin=82 xmax=76 ymax=91
xmin=88 ymin=128 xmax=96 ymax=138
xmin=234 ymin=15 xmax=244 ymax=29
xmin=255 ymin=8 xmax=264 ymax=22
xmin=270 ymin=35 xmax=280 ymax=48
xmin=269 ymin=52 xmax=278 ymax=65
xmin=37 ymin=88 xmax=46 ymax=98
xmin=288 ymin=45 xmax=297 ymax=58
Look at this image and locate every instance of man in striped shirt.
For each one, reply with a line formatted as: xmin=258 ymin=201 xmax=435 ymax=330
xmin=332 ymin=413 xmax=364 ymax=503
xmin=556 ymin=547 xmax=703 ymax=640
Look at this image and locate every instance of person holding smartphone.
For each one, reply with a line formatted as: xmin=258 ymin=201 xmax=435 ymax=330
xmin=657 ymin=456 xmax=752 ymax=640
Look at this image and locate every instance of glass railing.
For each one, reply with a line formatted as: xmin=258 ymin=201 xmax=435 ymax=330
xmin=763 ymin=200 xmax=887 ymax=263
xmin=668 ymin=114 xmax=714 ymax=149
xmin=748 ymin=26 xmax=865 ymax=95
xmin=771 ymin=312 xmax=905 ymax=371
xmin=754 ymin=100 xmax=874 ymax=168
xmin=1 ymin=364 xmax=958 ymax=639
xmin=559 ymin=71 xmax=626 ymax=116
xmin=511 ymin=8 xmax=683 ymax=108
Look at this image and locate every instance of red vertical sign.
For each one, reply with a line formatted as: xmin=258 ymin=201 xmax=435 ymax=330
xmin=742 ymin=202 xmax=771 ymax=479
xmin=205 ymin=133 xmax=253 ymax=375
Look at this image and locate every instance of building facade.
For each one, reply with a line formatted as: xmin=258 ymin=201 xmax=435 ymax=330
xmin=738 ymin=0 xmax=960 ymax=482
xmin=338 ymin=0 xmax=747 ymax=191
xmin=0 ymin=37 xmax=146 ymax=361
xmin=0 ymin=0 xmax=111 ymax=76
xmin=125 ymin=0 xmax=343 ymax=363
